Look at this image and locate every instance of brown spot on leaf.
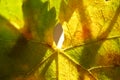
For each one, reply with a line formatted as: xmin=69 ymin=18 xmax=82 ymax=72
xmin=97 ymin=51 xmax=120 ymax=66
xmin=20 ymin=27 xmax=33 ymax=40
xmin=82 ymin=25 xmax=92 ymax=41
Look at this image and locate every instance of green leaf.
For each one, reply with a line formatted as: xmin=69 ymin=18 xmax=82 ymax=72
xmin=90 ymin=66 xmax=120 ymax=80
xmin=0 ymin=0 xmax=120 ymax=80
xmin=0 ymin=0 xmax=56 ymax=79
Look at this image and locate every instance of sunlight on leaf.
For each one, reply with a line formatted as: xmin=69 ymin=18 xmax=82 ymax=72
xmin=0 ymin=0 xmax=120 ymax=80
xmin=57 ymin=32 xmax=64 ymax=49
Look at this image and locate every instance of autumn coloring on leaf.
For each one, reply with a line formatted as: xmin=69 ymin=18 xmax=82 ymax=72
xmin=0 ymin=0 xmax=120 ymax=80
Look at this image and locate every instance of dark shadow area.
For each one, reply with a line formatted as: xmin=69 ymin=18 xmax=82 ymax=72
xmin=0 ymin=0 xmax=56 ymax=79
xmin=90 ymin=66 xmax=120 ymax=80
xmin=22 ymin=0 xmax=56 ymax=40
xmin=0 ymin=15 xmax=21 ymax=79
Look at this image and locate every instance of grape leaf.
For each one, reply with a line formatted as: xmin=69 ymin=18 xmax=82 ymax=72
xmin=0 ymin=0 xmax=120 ymax=80
xmin=0 ymin=0 xmax=56 ymax=79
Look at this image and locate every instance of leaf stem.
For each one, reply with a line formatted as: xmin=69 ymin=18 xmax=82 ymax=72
xmin=64 ymin=36 xmax=120 ymax=51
